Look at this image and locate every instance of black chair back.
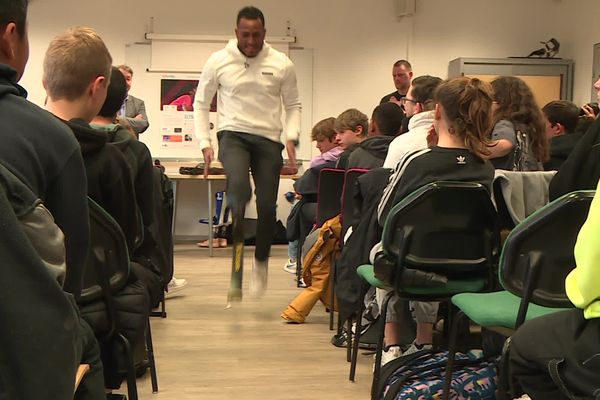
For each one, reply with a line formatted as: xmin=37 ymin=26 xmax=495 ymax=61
xmin=316 ymin=168 xmax=345 ymax=226
xmin=380 ymin=181 xmax=499 ymax=287
xmin=500 ymin=190 xmax=595 ymax=312
xmin=341 ymin=168 xmax=368 ymax=231
xmin=79 ymin=198 xmax=130 ymax=306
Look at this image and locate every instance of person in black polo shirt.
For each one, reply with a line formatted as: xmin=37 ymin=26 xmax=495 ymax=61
xmin=380 ymin=59 xmax=413 ymax=106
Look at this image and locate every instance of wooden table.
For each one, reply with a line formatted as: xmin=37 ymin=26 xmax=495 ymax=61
xmin=166 ymin=173 xmax=226 ymax=256
xmin=166 ymin=172 xmax=299 ymax=256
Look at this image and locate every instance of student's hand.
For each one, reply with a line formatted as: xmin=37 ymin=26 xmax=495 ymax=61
xmin=202 ymin=147 xmax=214 ymax=179
xmin=285 ymin=140 xmax=298 ymax=175
xmin=389 ymin=96 xmax=403 ymax=107
xmin=134 ymin=113 xmax=144 ymax=120
xmin=582 ymin=104 xmax=598 ymax=119
xmin=294 ymin=193 xmax=303 ymax=200
xmin=426 ymin=124 xmax=438 ymax=147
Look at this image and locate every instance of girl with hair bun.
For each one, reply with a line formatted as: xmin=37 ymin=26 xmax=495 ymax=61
xmin=488 ymin=76 xmax=548 ymax=171
xmin=375 ymin=77 xmax=496 ymax=363
xmin=379 ymin=77 xmax=496 ymax=220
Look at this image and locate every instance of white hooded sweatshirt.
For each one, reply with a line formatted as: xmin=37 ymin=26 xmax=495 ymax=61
xmin=194 ymin=39 xmax=302 ymax=150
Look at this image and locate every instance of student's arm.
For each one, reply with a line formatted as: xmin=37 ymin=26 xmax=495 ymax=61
xmin=44 ymin=149 xmax=89 ymax=299
xmin=489 ymin=120 xmax=517 ymax=159
xmin=101 ymin=149 xmax=142 ymax=254
xmin=566 ymin=178 xmax=600 ymax=318
xmin=122 ymin=99 xmax=149 ymax=134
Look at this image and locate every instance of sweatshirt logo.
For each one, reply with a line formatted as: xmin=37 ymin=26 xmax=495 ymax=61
xmin=456 ymin=155 xmax=466 ymax=165
xmin=262 ymin=71 xmax=274 ymax=76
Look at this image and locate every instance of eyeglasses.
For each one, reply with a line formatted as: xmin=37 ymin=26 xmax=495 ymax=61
xmin=400 ymin=97 xmax=418 ymax=106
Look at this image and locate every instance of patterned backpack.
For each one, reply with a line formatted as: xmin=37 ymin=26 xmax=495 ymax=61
xmin=378 ymin=349 xmax=498 ymax=400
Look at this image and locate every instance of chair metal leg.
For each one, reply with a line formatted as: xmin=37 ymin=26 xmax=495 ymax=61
xmin=146 ymin=319 xmax=159 ymax=393
xmin=337 ymin=311 xmax=343 ymax=335
xmin=349 ymin=290 xmax=366 ymax=381
xmin=117 ymin=333 xmax=138 ymax=400
xmin=329 ymin=264 xmax=336 ymax=331
xmin=150 ymin=289 xmax=167 ymax=318
xmin=442 ymin=309 xmax=466 ymax=400
xmin=371 ymin=291 xmax=392 ymax=400
xmin=346 ymin=316 xmax=353 ymax=363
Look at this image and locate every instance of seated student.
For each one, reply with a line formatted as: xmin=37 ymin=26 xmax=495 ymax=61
xmin=334 ymin=108 xmax=368 ymax=169
xmin=90 ymin=66 xmax=186 ymax=304
xmin=373 ymin=77 xmax=496 ymax=364
xmin=284 ymin=117 xmax=341 ymax=274
xmin=346 ymin=102 xmax=404 ymax=169
xmin=383 ymin=75 xmax=443 ymax=169
xmin=0 ymin=0 xmax=88 ymax=299
xmin=488 ymin=76 xmax=548 ymax=171
xmin=542 ymin=100 xmax=582 ymax=171
xmin=549 ymin=116 xmax=600 ymax=201
xmin=0 ymin=164 xmax=105 ymax=400
xmin=43 ymin=27 xmax=150 ymax=392
xmin=44 ymin=28 xmax=141 ymax=254
xmin=509 ymin=178 xmax=600 ymax=400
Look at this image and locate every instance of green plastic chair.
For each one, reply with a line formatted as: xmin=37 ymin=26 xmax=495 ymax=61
xmin=441 ymin=189 xmax=595 ymax=400
xmin=350 ymin=181 xmax=500 ymax=400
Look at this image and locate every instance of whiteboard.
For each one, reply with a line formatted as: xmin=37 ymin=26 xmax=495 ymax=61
xmin=125 ymin=42 xmax=314 ymax=161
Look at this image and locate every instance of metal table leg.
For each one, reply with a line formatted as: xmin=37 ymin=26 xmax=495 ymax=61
xmin=208 ymin=180 xmax=213 ymax=257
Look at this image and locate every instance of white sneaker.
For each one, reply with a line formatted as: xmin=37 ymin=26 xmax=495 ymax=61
xmin=404 ymin=341 xmax=433 ymax=356
xmin=283 ymin=258 xmax=297 ymax=274
xmin=381 ymin=345 xmax=402 ymax=366
xmin=249 ymin=258 xmax=268 ymax=298
xmin=166 ymin=277 xmax=188 ymax=298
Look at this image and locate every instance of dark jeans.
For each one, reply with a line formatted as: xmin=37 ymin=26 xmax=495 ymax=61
xmin=509 ymin=309 xmax=600 ymax=400
xmin=218 ymin=131 xmax=284 ymax=261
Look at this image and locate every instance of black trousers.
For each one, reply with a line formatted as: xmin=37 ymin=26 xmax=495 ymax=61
xmin=75 ymin=318 xmax=106 ymax=400
xmin=217 ymin=131 xmax=284 ymax=261
xmin=509 ymin=309 xmax=600 ymax=400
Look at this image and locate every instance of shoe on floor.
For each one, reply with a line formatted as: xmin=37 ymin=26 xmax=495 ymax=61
xmin=166 ymin=277 xmax=188 ymax=298
xmin=283 ymin=258 xmax=297 ymax=274
xmin=403 ymin=341 xmax=433 ymax=356
xmin=381 ymin=345 xmax=402 ymax=366
xmin=249 ymin=258 xmax=268 ymax=298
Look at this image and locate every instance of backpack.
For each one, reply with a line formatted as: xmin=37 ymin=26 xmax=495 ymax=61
xmin=377 ymin=349 xmax=498 ymax=400
xmin=513 ymin=130 xmax=543 ymax=171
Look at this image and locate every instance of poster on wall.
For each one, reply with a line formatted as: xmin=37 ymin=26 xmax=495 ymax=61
xmin=159 ymin=77 xmax=218 ymax=148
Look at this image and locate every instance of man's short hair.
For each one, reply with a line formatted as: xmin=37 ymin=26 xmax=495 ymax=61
xmin=237 ymin=6 xmax=265 ymax=26
xmin=118 ymin=64 xmax=133 ymax=76
xmin=393 ymin=59 xmax=412 ymax=70
xmin=0 ymin=0 xmax=28 ymax=36
xmin=334 ymin=108 xmax=368 ymax=136
xmin=372 ymin=103 xmax=404 ymax=136
xmin=410 ymin=75 xmax=442 ymax=111
xmin=542 ymin=100 xmax=580 ymax=133
xmin=311 ymin=117 xmax=336 ymax=141
xmin=43 ymin=27 xmax=112 ymax=101
xmin=98 ymin=66 xmax=127 ymax=118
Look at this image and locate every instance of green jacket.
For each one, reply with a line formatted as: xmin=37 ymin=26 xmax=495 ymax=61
xmin=566 ymin=178 xmax=600 ymax=319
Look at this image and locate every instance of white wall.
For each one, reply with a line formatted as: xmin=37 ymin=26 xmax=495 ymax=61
xmin=17 ymin=0 xmax=599 ymax=237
